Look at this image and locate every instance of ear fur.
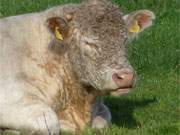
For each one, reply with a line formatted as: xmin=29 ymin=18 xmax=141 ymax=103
xmin=124 ymin=10 xmax=155 ymax=34
xmin=47 ymin=17 xmax=69 ymax=41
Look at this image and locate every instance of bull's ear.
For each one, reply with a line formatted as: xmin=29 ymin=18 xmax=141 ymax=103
xmin=123 ymin=10 xmax=155 ymax=35
xmin=47 ymin=17 xmax=69 ymax=41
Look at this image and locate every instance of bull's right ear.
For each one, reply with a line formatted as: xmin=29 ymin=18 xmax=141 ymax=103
xmin=47 ymin=17 xmax=69 ymax=41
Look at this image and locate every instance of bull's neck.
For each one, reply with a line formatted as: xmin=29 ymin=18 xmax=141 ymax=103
xmin=49 ymin=53 xmax=98 ymax=130
xmin=50 ymin=52 xmax=97 ymax=111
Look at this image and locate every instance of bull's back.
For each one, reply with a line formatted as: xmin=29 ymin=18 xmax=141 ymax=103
xmin=0 ymin=17 xmax=24 ymax=81
xmin=0 ymin=14 xmax=44 ymax=103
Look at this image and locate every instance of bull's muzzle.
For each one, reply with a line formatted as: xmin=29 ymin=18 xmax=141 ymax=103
xmin=102 ymin=68 xmax=136 ymax=96
xmin=112 ymin=68 xmax=135 ymax=89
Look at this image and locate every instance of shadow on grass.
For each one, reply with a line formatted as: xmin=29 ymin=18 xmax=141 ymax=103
xmin=105 ymin=97 xmax=157 ymax=129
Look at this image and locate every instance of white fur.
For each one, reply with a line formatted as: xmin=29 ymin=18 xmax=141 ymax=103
xmin=0 ymin=4 xmax=77 ymax=135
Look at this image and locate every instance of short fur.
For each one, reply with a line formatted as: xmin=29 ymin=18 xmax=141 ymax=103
xmin=0 ymin=0 xmax=155 ymax=134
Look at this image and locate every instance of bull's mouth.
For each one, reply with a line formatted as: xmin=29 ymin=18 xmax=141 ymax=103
xmin=110 ymin=87 xmax=132 ymax=96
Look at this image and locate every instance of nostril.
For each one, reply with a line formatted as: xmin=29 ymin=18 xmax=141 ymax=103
xmin=112 ymin=69 xmax=135 ymax=88
xmin=112 ymin=73 xmax=122 ymax=82
xmin=117 ymin=74 xmax=126 ymax=79
xmin=117 ymin=74 xmax=123 ymax=80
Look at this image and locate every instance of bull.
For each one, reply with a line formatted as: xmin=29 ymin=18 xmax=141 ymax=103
xmin=0 ymin=0 xmax=155 ymax=134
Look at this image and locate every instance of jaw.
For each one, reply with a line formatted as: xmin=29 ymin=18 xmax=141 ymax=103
xmin=84 ymin=79 xmax=132 ymax=97
xmin=86 ymin=75 xmax=131 ymax=96
xmin=110 ymin=88 xmax=131 ymax=96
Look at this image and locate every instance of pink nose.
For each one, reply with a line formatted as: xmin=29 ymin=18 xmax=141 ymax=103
xmin=112 ymin=68 xmax=135 ymax=88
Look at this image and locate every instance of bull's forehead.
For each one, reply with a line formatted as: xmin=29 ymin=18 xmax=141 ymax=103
xmin=75 ymin=1 xmax=127 ymax=42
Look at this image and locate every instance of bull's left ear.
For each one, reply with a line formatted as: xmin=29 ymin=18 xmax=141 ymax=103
xmin=123 ymin=10 xmax=155 ymax=35
xmin=47 ymin=17 xmax=69 ymax=41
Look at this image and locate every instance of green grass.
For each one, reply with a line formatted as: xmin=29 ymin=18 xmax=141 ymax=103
xmin=0 ymin=0 xmax=179 ymax=135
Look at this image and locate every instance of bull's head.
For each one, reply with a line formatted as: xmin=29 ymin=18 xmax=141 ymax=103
xmin=47 ymin=0 xmax=155 ymax=96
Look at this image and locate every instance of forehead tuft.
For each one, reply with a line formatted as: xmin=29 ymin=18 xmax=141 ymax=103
xmin=75 ymin=0 xmax=127 ymax=41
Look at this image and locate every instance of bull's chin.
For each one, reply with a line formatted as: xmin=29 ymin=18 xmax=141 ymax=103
xmin=110 ymin=88 xmax=131 ymax=96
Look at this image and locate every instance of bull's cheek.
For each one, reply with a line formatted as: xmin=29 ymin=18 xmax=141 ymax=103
xmin=101 ymin=71 xmax=118 ymax=90
xmin=87 ymin=69 xmax=106 ymax=91
xmin=83 ymin=45 xmax=97 ymax=57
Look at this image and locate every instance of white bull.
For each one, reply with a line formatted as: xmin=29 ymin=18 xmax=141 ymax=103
xmin=0 ymin=0 xmax=155 ymax=134
xmin=0 ymin=3 xmax=111 ymax=135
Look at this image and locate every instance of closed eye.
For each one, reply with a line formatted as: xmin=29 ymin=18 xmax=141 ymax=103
xmin=85 ymin=41 xmax=99 ymax=50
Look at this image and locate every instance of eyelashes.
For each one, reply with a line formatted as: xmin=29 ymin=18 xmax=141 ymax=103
xmin=85 ymin=41 xmax=99 ymax=50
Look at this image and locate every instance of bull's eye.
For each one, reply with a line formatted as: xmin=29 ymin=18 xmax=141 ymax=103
xmin=82 ymin=41 xmax=99 ymax=59
xmin=85 ymin=41 xmax=99 ymax=50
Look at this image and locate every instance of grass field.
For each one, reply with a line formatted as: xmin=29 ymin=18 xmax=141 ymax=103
xmin=0 ymin=0 xmax=179 ymax=135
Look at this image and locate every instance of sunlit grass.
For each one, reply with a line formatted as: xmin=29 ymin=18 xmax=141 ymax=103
xmin=0 ymin=0 xmax=179 ymax=135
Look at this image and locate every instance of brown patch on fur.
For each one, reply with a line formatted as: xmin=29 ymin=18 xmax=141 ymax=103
xmin=38 ymin=61 xmax=58 ymax=77
xmin=47 ymin=17 xmax=69 ymax=39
